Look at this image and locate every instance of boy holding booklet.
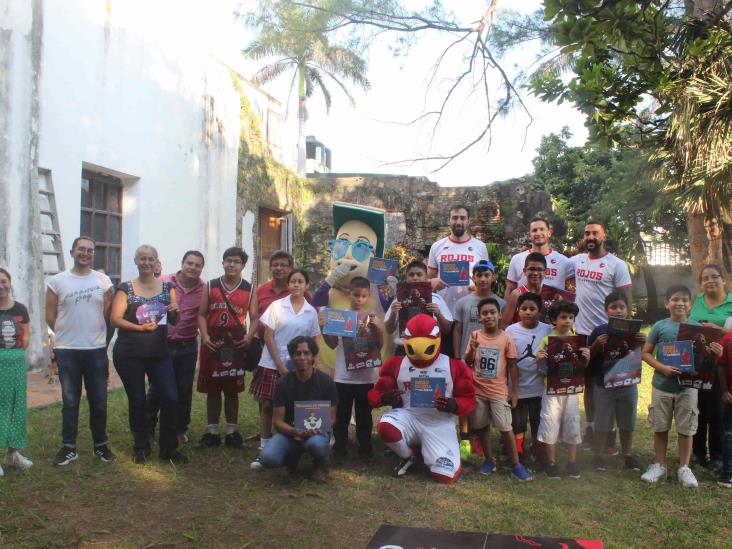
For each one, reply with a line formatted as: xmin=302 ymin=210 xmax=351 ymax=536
xmin=587 ymin=292 xmax=645 ymax=472
xmin=535 ymin=300 xmax=590 ymax=480
xmin=321 ymin=276 xmax=383 ymax=462
xmin=384 ymin=260 xmax=453 ymax=355
xmin=640 ymin=284 xmax=723 ymax=487
xmin=464 ymin=297 xmax=533 ymax=481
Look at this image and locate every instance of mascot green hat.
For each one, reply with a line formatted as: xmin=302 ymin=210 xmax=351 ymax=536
xmin=332 ymin=202 xmax=386 ymax=258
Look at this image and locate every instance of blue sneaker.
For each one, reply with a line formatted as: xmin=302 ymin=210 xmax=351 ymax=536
xmin=512 ymin=462 xmax=533 ymax=481
xmin=479 ymin=459 xmax=497 ymax=475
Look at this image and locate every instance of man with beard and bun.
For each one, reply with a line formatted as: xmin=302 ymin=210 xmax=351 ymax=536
xmin=427 ymin=205 xmax=490 ymax=329
xmin=504 ymin=218 xmax=574 ymax=301
xmin=571 ymin=221 xmax=633 ymax=450
xmin=369 ymin=314 xmax=476 ymax=483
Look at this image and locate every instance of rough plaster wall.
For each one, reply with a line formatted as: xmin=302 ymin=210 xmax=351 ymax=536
xmin=0 ymin=0 xmax=47 ymax=370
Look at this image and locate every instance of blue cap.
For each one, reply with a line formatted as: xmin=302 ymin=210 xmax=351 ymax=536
xmin=473 ymin=259 xmax=495 ymax=272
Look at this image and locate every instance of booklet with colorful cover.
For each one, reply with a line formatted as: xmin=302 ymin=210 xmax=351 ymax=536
xmin=367 ymin=257 xmax=399 ymax=284
xmin=344 ymin=313 xmax=383 ymax=371
xmin=539 ymin=285 xmax=576 ymax=324
xmin=409 ymin=376 xmax=446 ymax=408
xmin=322 ymin=308 xmax=358 ymax=338
xmin=677 ymin=324 xmax=722 ymax=390
xmin=607 ymin=316 xmax=643 ymax=335
xmin=439 ymin=260 xmax=470 ymax=286
xmin=396 ymin=281 xmax=432 ymax=337
xmin=293 ymin=400 xmax=332 ymax=433
xmin=603 ymin=317 xmax=643 ymax=388
xmin=135 ymin=301 xmax=168 ymax=325
xmin=546 ymin=335 xmax=587 ymax=395
xmin=657 ymin=340 xmax=695 ymax=375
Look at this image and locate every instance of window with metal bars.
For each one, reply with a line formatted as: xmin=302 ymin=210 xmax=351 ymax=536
xmin=80 ymin=171 xmax=122 ymax=285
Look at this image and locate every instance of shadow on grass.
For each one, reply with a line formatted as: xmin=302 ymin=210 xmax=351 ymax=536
xmin=2 ymin=370 xmax=731 ymax=548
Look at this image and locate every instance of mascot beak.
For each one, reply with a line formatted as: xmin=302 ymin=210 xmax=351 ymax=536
xmin=403 ymin=314 xmax=441 ymax=366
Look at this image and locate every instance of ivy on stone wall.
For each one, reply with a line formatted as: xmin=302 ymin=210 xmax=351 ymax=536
xmin=230 ymin=73 xmax=327 ymax=282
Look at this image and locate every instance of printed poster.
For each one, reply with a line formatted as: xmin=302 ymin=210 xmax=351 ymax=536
xmin=396 ymin=282 xmax=431 ymax=337
xmin=367 ymin=257 xmax=398 ymax=284
xmin=322 ymin=308 xmax=358 ymax=337
xmin=539 ymin=285 xmax=576 ymax=324
xmin=365 ymin=525 xmax=604 ymax=549
xmin=677 ymin=324 xmax=721 ymax=390
xmin=293 ymin=400 xmax=332 ymax=433
xmin=135 ymin=301 xmax=168 ymax=325
xmin=409 ymin=376 xmax=446 ymax=408
xmin=546 ymin=335 xmax=587 ymax=395
xmin=344 ymin=313 xmax=383 ymax=371
xmin=603 ymin=317 xmax=643 ymax=388
xmin=439 ymin=260 xmax=470 ymax=286
xmin=658 ymin=340 xmax=695 ymax=375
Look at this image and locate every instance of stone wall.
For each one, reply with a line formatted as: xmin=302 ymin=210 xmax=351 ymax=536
xmin=300 ymin=174 xmax=564 ymax=284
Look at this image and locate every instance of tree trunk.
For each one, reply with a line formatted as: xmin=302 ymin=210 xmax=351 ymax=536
xmin=642 ymin=266 xmax=659 ymax=320
xmin=297 ymin=65 xmax=307 ymax=175
xmin=687 ymin=212 xmax=708 ymax=283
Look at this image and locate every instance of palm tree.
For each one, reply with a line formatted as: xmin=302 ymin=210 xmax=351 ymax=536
xmin=245 ymin=9 xmax=370 ymax=174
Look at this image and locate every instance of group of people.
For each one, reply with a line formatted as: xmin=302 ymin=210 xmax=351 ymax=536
xmin=1 ymin=205 xmax=731 ymax=491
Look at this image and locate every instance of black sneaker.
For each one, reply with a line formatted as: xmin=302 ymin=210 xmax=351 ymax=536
xmin=224 ymin=432 xmax=247 ymax=449
xmin=624 ymin=455 xmax=641 ymax=471
xmin=52 ymin=446 xmax=79 ymax=466
xmin=133 ymin=448 xmax=148 ymax=464
xmin=718 ymin=472 xmax=732 ymax=488
xmin=160 ymin=450 xmax=189 ymax=464
xmin=566 ymin=461 xmax=581 ymax=479
xmin=706 ymin=459 xmax=723 ymax=473
xmin=194 ymin=433 xmax=221 ymax=449
xmin=545 ymin=462 xmax=562 ymax=480
xmin=92 ymin=445 xmax=116 ymax=462
xmin=592 ymin=455 xmax=607 ymax=472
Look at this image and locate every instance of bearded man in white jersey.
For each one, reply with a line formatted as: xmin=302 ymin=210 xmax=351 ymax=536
xmin=504 ymin=217 xmax=574 ymax=301
xmin=427 ymin=205 xmax=490 ymax=315
xmin=571 ymin=221 xmax=633 ymax=450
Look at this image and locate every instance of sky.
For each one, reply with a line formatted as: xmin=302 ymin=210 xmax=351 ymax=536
xmin=219 ymin=0 xmax=589 ymax=187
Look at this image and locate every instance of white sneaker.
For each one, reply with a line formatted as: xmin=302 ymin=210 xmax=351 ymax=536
xmin=5 ymin=451 xmax=33 ymax=470
xmin=677 ymin=465 xmax=698 ymax=488
xmin=0 ymin=463 xmax=4 ymax=476
xmin=641 ymin=462 xmax=667 ymax=483
xmin=250 ymin=456 xmax=263 ymax=470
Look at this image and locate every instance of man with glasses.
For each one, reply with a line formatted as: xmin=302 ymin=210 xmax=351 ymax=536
xmin=46 ymin=236 xmax=115 ymax=465
xmin=504 ymin=217 xmax=574 ymax=300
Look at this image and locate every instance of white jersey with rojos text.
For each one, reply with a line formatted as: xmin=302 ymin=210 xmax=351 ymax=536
xmin=428 ymin=235 xmax=490 ymax=314
xmin=571 ymin=252 xmax=632 ymax=335
xmin=507 ymin=249 xmax=574 ymax=289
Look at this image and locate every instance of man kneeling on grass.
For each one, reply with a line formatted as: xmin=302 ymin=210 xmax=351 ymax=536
xmin=259 ymin=336 xmax=337 ymax=482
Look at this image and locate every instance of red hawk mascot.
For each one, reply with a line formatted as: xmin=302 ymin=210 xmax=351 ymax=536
xmin=368 ymin=314 xmax=475 ymax=483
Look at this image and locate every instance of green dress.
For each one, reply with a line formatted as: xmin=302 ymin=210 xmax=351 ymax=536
xmin=0 ymin=301 xmax=29 ymax=448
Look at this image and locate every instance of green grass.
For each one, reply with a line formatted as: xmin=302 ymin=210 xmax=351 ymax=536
xmin=1 ymin=365 xmax=730 ymax=548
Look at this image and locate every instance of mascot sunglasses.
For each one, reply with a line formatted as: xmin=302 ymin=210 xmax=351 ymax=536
xmin=328 ymin=239 xmax=374 ymax=262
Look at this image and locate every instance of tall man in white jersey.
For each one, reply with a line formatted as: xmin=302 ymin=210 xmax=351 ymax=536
xmin=571 ymin=221 xmax=633 ymax=448
xmin=504 ymin=217 xmax=574 ymax=300
xmin=427 ymin=205 xmax=490 ymax=317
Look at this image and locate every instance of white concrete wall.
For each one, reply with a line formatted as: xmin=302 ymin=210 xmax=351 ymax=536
xmin=2 ymin=0 xmax=250 ymax=368
xmin=38 ymin=0 xmax=241 ymax=283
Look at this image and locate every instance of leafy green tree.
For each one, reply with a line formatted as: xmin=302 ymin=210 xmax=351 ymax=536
xmin=245 ymin=2 xmax=370 ymax=174
xmin=523 ymin=0 xmax=732 ymax=278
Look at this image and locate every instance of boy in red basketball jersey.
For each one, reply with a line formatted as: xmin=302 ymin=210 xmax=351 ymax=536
xmin=195 ymin=247 xmax=258 ymax=449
